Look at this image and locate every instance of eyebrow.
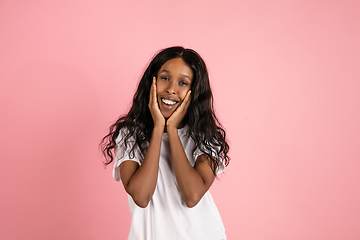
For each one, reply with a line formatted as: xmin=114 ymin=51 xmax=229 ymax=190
xmin=160 ymin=70 xmax=191 ymax=80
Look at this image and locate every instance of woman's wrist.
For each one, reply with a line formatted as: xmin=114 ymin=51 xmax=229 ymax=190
xmin=166 ymin=125 xmax=178 ymax=136
xmin=166 ymin=119 xmax=180 ymax=129
xmin=153 ymin=124 xmax=165 ymax=133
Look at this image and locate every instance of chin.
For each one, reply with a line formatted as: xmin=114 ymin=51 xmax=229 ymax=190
xmin=160 ymin=110 xmax=174 ymax=119
xmin=162 ymin=113 xmax=172 ymax=119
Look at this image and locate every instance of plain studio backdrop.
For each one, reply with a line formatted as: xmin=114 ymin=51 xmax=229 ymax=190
xmin=0 ymin=0 xmax=359 ymax=239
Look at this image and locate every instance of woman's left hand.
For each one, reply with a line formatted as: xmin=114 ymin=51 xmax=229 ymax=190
xmin=166 ymin=90 xmax=191 ymax=129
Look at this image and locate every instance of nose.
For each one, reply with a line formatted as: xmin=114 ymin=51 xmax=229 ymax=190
xmin=166 ymin=81 xmax=177 ymax=94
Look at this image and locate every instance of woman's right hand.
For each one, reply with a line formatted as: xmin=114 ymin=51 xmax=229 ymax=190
xmin=149 ymin=77 xmax=165 ymax=129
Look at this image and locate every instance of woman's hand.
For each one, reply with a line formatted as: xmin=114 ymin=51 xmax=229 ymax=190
xmin=149 ymin=77 xmax=165 ymax=129
xmin=166 ymin=90 xmax=191 ymax=129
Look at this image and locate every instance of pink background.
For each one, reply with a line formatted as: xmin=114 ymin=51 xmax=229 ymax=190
xmin=1 ymin=0 xmax=359 ymax=239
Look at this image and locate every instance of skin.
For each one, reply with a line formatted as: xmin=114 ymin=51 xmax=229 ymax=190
xmin=119 ymin=58 xmax=216 ymax=208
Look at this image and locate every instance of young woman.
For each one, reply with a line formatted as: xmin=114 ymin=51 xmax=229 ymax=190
xmin=101 ymin=46 xmax=230 ymax=239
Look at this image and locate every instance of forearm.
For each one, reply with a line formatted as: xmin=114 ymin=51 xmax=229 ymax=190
xmin=167 ymin=127 xmax=211 ymax=207
xmin=125 ymin=126 xmax=163 ymax=207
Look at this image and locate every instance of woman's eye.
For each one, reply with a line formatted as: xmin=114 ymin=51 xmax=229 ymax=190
xmin=161 ymin=77 xmax=170 ymax=81
xmin=179 ymin=81 xmax=188 ymax=86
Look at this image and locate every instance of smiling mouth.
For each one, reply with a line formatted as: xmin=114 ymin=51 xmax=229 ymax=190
xmin=161 ymin=98 xmax=178 ymax=105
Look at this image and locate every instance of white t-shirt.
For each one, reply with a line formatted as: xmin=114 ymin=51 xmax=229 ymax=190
xmin=113 ymin=126 xmax=227 ymax=240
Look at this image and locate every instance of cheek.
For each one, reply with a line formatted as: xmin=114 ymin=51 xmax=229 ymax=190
xmin=179 ymin=89 xmax=189 ymax=102
xmin=155 ymin=81 xmax=165 ymax=94
xmin=155 ymin=85 xmax=162 ymax=96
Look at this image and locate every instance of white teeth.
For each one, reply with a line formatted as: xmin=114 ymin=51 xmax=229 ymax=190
xmin=162 ymin=98 xmax=177 ymax=105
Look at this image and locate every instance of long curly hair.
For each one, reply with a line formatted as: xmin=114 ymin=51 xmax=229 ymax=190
xmin=100 ymin=46 xmax=230 ymax=174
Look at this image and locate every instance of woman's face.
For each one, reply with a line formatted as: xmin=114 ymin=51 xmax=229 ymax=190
xmin=156 ymin=58 xmax=193 ymax=119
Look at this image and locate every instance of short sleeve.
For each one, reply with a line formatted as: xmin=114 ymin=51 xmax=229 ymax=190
xmin=192 ymin=144 xmax=226 ymax=174
xmin=113 ymin=129 xmax=142 ymax=182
